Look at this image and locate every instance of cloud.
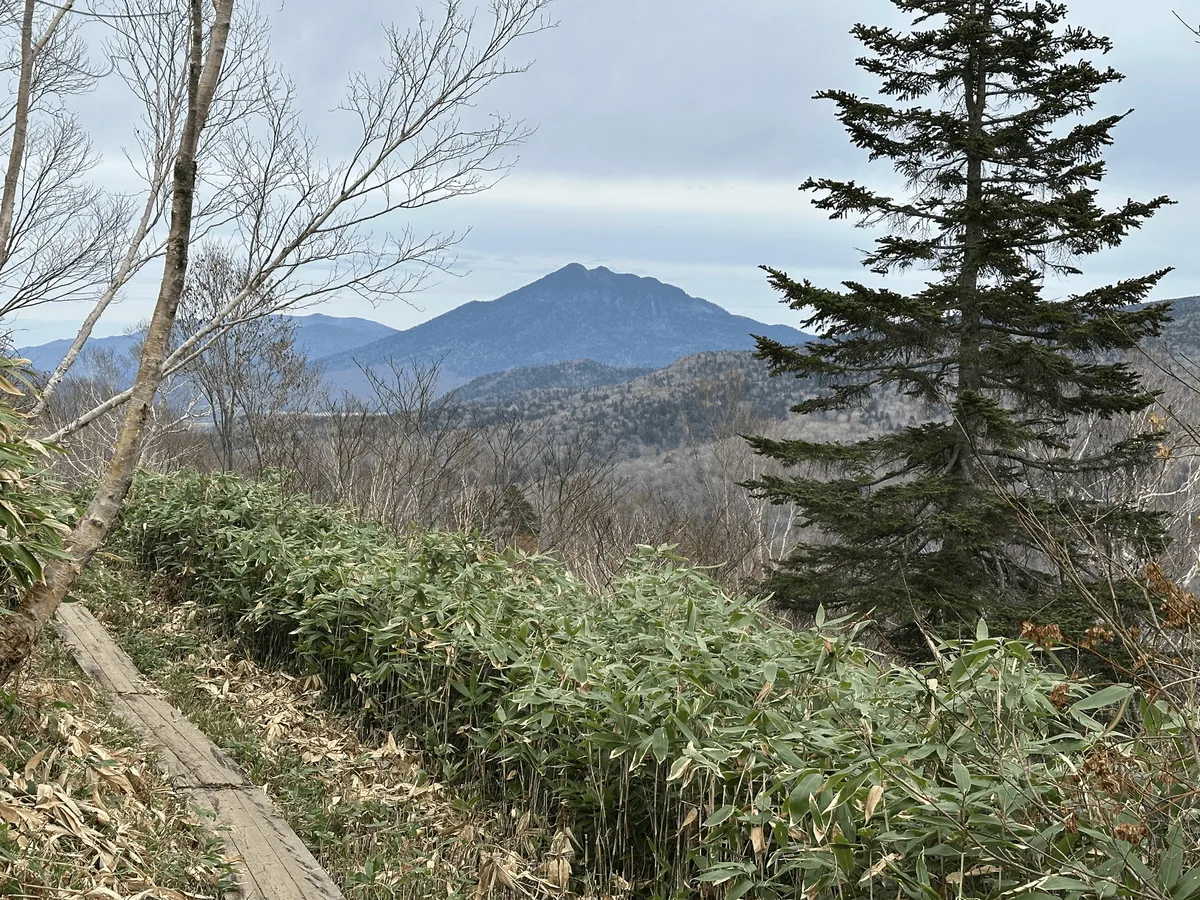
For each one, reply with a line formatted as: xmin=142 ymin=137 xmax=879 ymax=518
xmin=14 ymin=0 xmax=1200 ymax=348
xmin=473 ymin=174 xmax=819 ymax=218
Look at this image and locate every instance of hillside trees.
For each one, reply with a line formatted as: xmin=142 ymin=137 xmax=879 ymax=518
xmin=176 ymin=246 xmax=317 ymax=472
xmin=0 ymin=0 xmax=554 ymax=685
xmin=747 ymin=0 xmax=1173 ymax=647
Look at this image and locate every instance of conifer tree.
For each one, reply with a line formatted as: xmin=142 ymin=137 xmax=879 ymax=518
xmin=747 ymin=0 xmax=1173 ymax=647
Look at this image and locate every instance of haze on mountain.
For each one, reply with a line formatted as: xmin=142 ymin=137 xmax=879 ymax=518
xmin=20 ymin=314 xmax=399 ymax=381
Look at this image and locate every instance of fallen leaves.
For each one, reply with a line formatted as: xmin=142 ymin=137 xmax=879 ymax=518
xmin=1 ymin=672 xmax=234 ymax=899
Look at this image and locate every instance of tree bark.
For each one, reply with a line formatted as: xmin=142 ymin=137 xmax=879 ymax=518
xmin=0 ymin=0 xmax=36 ymax=272
xmin=0 ymin=0 xmax=235 ymax=686
xmin=951 ymin=0 xmax=990 ymax=481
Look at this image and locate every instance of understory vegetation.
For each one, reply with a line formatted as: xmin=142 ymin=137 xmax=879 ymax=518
xmin=82 ymin=559 xmax=499 ymax=900
xmin=0 ymin=632 xmax=235 ymax=898
xmin=91 ymin=468 xmax=1200 ymax=899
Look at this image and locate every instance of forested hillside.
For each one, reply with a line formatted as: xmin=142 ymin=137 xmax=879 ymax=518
xmin=464 ymin=349 xmax=921 ymax=456
xmin=454 ymin=358 xmax=656 ymax=403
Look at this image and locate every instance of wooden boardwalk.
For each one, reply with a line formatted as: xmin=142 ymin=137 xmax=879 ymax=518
xmin=54 ymin=601 xmax=344 ymax=900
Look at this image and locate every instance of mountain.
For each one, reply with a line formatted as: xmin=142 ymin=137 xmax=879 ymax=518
xmin=290 ymin=314 xmax=399 ymax=360
xmin=462 ymin=349 xmax=925 ymax=459
xmin=20 ymin=333 xmax=141 ymax=377
xmin=454 ymin=359 xmax=655 ymax=403
xmin=1155 ymin=296 xmax=1200 ymax=360
xmin=316 ymin=264 xmax=813 ymax=391
xmin=23 ymin=276 xmax=1195 ymax=403
xmin=18 ymin=313 xmax=399 ymax=382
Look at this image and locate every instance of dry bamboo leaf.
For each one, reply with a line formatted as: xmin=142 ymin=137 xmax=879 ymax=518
xmin=679 ymin=807 xmax=698 ymax=831
xmin=864 ymin=784 xmax=884 ymax=824
xmin=750 ymin=824 xmax=767 ymax=861
xmin=23 ymin=746 xmax=50 ymax=778
xmin=858 ymin=853 xmax=898 ymax=884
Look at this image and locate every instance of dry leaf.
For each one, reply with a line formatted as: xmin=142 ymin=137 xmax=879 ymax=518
xmin=864 ymin=783 xmax=884 ymax=824
xmin=858 ymin=853 xmax=898 ymax=884
xmin=750 ymin=824 xmax=767 ymax=860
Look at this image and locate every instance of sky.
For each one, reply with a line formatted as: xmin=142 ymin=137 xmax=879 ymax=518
xmin=13 ymin=0 xmax=1200 ymax=345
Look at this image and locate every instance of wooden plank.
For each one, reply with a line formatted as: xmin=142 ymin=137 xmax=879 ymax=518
xmin=55 ymin=601 xmax=149 ymax=695
xmin=191 ymin=787 xmax=343 ymax=900
xmin=53 ymin=603 xmax=346 ymax=900
xmin=109 ymin=693 xmax=250 ymax=789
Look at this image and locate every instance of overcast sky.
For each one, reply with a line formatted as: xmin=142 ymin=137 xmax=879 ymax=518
xmin=15 ymin=0 xmax=1200 ymax=345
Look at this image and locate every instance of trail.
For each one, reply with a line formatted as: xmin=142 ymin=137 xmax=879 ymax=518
xmin=54 ymin=601 xmax=344 ymax=900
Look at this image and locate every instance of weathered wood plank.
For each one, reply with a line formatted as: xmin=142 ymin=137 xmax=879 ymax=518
xmin=192 ymin=787 xmax=343 ymax=900
xmin=52 ymin=603 xmax=346 ymax=900
xmin=109 ymin=693 xmax=250 ymax=789
xmin=55 ymin=601 xmax=148 ymax=695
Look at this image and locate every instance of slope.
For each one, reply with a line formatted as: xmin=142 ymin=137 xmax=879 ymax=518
xmin=316 ymin=264 xmax=812 ymax=390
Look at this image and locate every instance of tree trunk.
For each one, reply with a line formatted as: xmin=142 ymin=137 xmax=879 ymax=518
xmin=951 ymin=1 xmax=990 ymax=480
xmin=0 ymin=0 xmax=235 ymax=687
xmin=0 ymin=0 xmax=36 ymax=272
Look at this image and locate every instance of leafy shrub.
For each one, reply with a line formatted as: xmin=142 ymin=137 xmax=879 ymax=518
xmin=0 ymin=356 xmax=68 ymax=609
xmin=118 ymin=470 xmax=1200 ymax=899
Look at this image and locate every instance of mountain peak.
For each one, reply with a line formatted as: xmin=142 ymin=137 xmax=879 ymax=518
xmin=315 ymin=265 xmax=813 ymax=393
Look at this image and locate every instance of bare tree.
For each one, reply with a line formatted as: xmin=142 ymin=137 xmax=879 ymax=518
xmin=0 ymin=0 xmax=554 ymax=684
xmin=0 ymin=0 xmax=124 ymax=327
xmin=0 ymin=0 xmax=235 ymax=684
xmin=671 ymin=373 xmax=802 ymax=587
xmin=34 ymin=0 xmax=284 ymax=414
xmin=176 ymin=244 xmax=318 ymax=471
xmin=44 ymin=0 xmax=554 ymax=441
xmin=42 ymin=341 xmax=203 ymax=482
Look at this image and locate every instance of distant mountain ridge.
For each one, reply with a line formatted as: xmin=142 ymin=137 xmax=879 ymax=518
xmin=21 ymin=270 xmax=1196 ymax=403
xmin=18 ymin=313 xmax=400 ymax=383
xmin=316 ymin=264 xmax=813 ymax=392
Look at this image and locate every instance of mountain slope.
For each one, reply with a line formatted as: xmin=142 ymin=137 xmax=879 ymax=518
xmin=289 ymin=313 xmax=400 ymax=360
xmin=20 ymin=334 xmax=141 ymax=376
xmin=454 ymin=359 xmax=655 ymax=403
xmin=316 ymin=264 xmax=812 ymax=389
xmin=1154 ymin=296 xmax=1200 ymax=360
xmin=18 ymin=312 xmax=399 ymax=381
xmin=463 ymin=349 xmax=925 ymax=458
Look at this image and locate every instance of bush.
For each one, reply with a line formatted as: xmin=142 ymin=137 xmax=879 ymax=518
xmin=118 ymin=469 xmax=1200 ymax=899
xmin=0 ymin=356 xmax=69 ymax=609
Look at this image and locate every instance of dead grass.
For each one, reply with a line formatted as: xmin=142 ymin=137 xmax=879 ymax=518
xmin=0 ymin=632 xmax=235 ymax=899
xmin=82 ymin=560 xmax=591 ymax=900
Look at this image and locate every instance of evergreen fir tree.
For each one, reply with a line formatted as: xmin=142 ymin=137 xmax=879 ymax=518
xmin=746 ymin=0 xmax=1173 ymax=647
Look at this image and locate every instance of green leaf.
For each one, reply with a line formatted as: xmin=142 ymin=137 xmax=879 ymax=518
xmin=650 ymin=727 xmax=669 ymax=764
xmin=703 ymin=805 xmax=736 ymax=828
xmin=952 ymin=762 xmax=971 ymax=795
xmin=1041 ymin=876 xmax=1093 ymax=892
xmin=1160 ymin=825 xmax=1185 ymax=891
xmin=1171 ymin=868 xmax=1200 ymax=900
xmin=1069 ymin=684 xmax=1132 ymax=714
xmin=725 ymin=877 xmax=755 ymax=900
